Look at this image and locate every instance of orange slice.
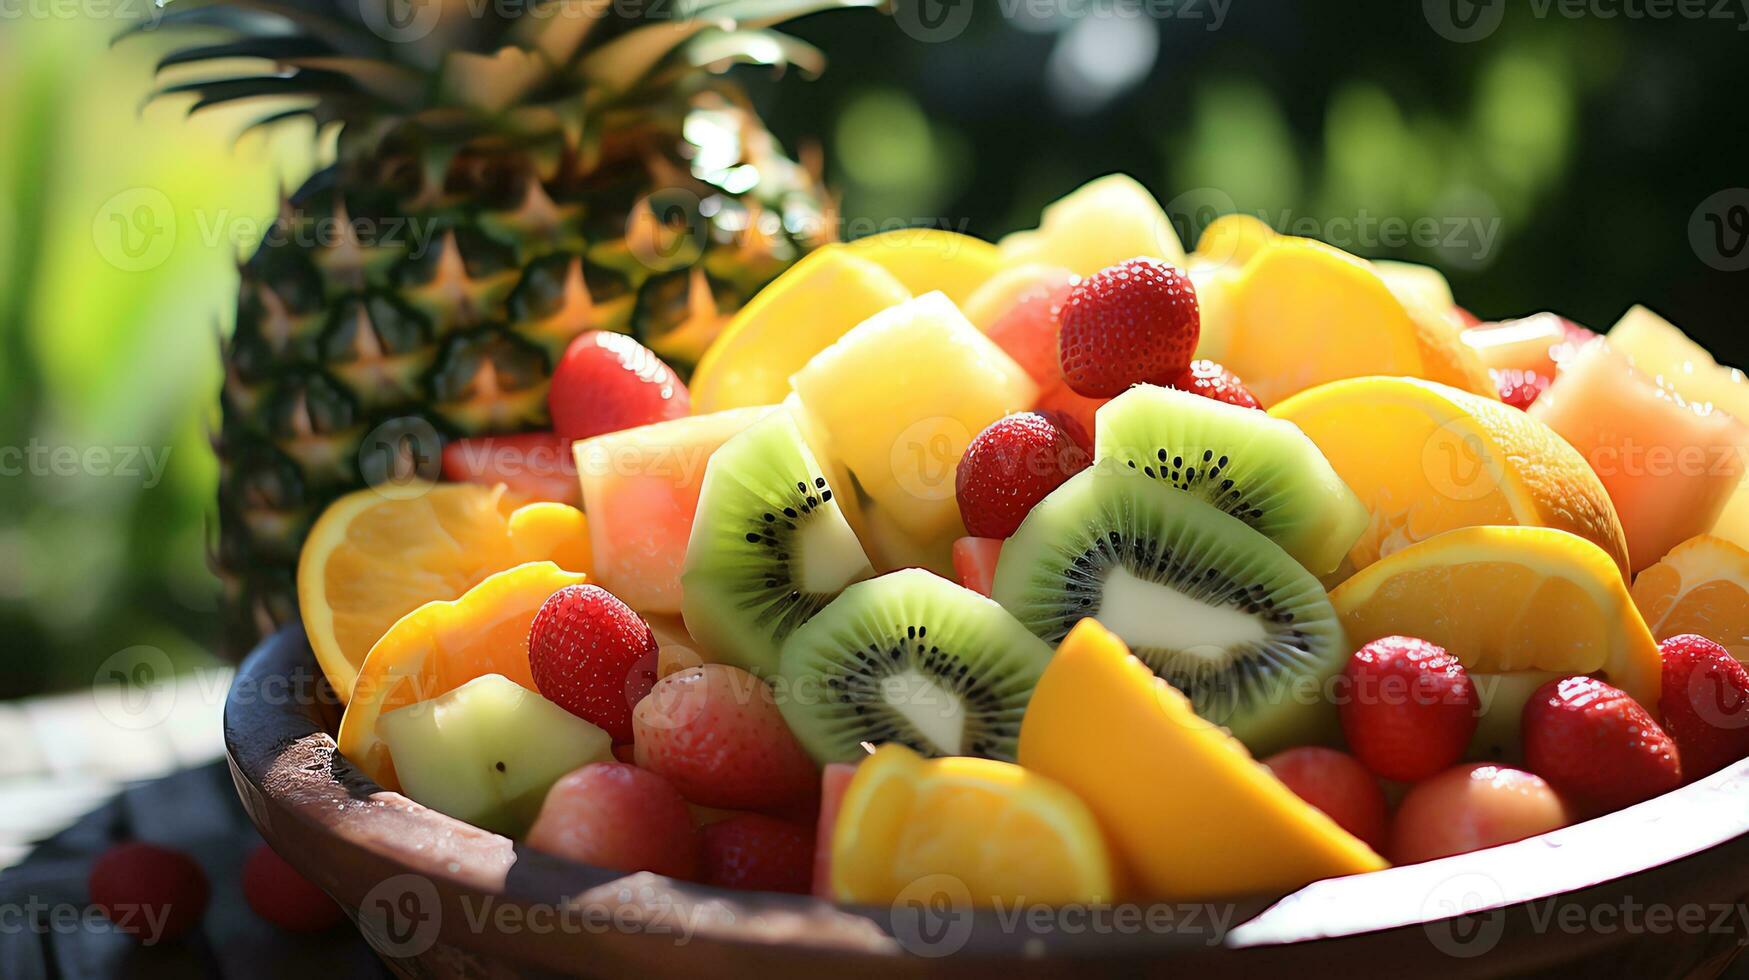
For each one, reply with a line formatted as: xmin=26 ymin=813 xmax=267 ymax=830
xmin=1330 ymin=525 xmax=1662 ymax=707
xmin=297 ymin=484 xmax=590 ymax=702
xmin=831 ymin=744 xmax=1115 ymax=906
xmin=1271 ymin=376 xmax=1630 ymax=576
xmin=1631 ymin=534 xmax=1749 ymax=663
xmin=336 ymin=561 xmax=588 ymax=791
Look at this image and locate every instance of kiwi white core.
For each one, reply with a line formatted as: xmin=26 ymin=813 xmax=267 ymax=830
xmin=1094 ymin=566 xmax=1268 ymax=652
xmin=795 ymin=512 xmax=870 ymax=594
xmin=881 ymin=668 xmax=965 ymax=756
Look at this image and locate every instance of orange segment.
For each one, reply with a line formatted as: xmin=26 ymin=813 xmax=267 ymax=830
xmin=297 ymin=484 xmax=592 ymax=702
xmin=1330 ymin=526 xmax=1662 ymax=707
xmin=1270 ymin=376 xmax=1630 ymax=577
xmin=1631 ymin=534 xmax=1749 ymax=663
xmin=831 ymin=744 xmax=1115 ymax=906
xmin=336 ymin=561 xmax=588 ymax=791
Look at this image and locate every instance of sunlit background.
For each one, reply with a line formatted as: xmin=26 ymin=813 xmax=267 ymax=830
xmin=2 ymin=2 xmax=1746 ymax=697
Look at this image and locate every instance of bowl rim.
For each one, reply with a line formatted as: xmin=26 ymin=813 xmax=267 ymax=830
xmin=225 ymin=624 xmax=1749 ymax=967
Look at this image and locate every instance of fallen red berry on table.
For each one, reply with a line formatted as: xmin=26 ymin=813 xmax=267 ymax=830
xmin=701 ymin=814 xmax=815 ymax=894
xmin=1263 ymin=746 xmax=1388 ymax=850
xmin=1338 ymin=635 xmax=1479 ymax=782
xmin=1057 ymin=257 xmax=1200 ymax=397
xmin=1658 ymin=634 xmax=1749 ymax=781
xmin=529 ymin=584 xmax=661 ymax=744
xmin=632 ymin=664 xmax=820 ymax=811
xmin=88 ymin=841 xmax=210 ymax=944
xmin=549 ymin=330 xmax=690 ymax=444
xmin=1167 ymin=359 xmax=1261 ymax=409
xmin=955 ymin=412 xmax=1091 ymax=539
xmin=242 ymin=842 xmax=345 ymax=932
xmin=1523 ymin=675 xmax=1683 ymax=813
xmin=527 ymin=762 xmax=701 ymax=879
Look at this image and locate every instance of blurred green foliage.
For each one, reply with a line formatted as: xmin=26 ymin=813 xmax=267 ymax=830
xmin=2 ymin=2 xmax=1745 ymax=696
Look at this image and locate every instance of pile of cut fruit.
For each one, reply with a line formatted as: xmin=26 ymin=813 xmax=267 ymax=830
xmin=297 ymin=175 xmax=1749 ymax=906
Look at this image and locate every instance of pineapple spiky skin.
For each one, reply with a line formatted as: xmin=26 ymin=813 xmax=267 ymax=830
xmin=143 ymin=0 xmax=873 ymax=653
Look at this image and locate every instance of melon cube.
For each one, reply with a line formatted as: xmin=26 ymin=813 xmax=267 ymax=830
xmin=790 ymin=292 xmax=1037 ymax=540
xmin=575 ymin=406 xmax=773 ymax=613
xmin=378 ymin=673 xmax=613 ymax=837
xmin=996 ymin=174 xmax=1186 ymax=276
xmin=1461 ymin=313 xmax=1571 ymax=376
xmin=1529 ymin=341 xmax=1749 ymax=572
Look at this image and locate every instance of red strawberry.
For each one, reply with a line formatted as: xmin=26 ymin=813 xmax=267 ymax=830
xmin=441 ymin=431 xmax=579 ymax=505
xmin=951 ymin=537 xmax=1003 ymax=597
xmin=549 ymin=331 xmax=689 ymax=443
xmin=88 ymin=842 xmax=210 ymax=944
xmin=529 ymin=584 xmax=660 ymax=744
xmin=1490 ymin=367 xmax=1552 ymax=411
xmin=1523 ymin=675 xmax=1683 ymax=813
xmin=1057 ymin=258 xmax=1200 ymax=397
xmin=527 ymin=762 xmax=700 ymax=879
xmin=1339 ymin=636 xmax=1479 ymax=782
xmin=986 ymin=279 xmax=1076 ymax=387
xmin=1263 ymin=747 xmax=1388 ymax=850
xmin=241 ymin=842 xmax=344 ymax=933
xmin=1167 ymin=359 xmax=1261 ymax=409
xmin=701 ymin=814 xmax=815 ymax=894
xmin=1658 ymin=634 xmax=1749 ymax=780
xmin=632 ymin=664 xmax=819 ymax=811
xmin=955 ymin=413 xmax=1091 ymax=539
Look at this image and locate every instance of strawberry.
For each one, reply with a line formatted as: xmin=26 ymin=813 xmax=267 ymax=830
xmin=1338 ymin=636 xmax=1479 ymax=782
xmin=951 ymin=537 xmax=1003 ymax=597
xmin=1389 ymin=763 xmax=1570 ymax=865
xmin=527 ymin=762 xmax=701 ymax=879
xmin=441 ymin=431 xmax=579 ymax=505
xmin=701 ymin=814 xmax=815 ymax=894
xmin=1491 ymin=367 xmax=1552 ymax=411
xmin=1523 ymin=675 xmax=1683 ymax=813
xmin=241 ymin=842 xmax=344 ymax=933
xmin=529 ymin=584 xmax=660 ymax=744
xmin=88 ymin=842 xmax=210 ymax=943
xmin=632 ymin=664 xmax=819 ymax=811
xmin=1658 ymin=634 xmax=1749 ymax=780
xmin=549 ymin=331 xmax=690 ymax=444
xmin=1263 ymin=747 xmax=1388 ymax=850
xmin=954 ymin=412 xmax=1091 ymax=539
xmin=1057 ymin=257 xmax=1200 ymax=397
xmin=986 ymin=279 xmax=1076 ymax=387
xmin=1168 ymin=359 xmax=1261 ymax=409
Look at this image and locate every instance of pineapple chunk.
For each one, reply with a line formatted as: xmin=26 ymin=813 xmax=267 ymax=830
xmin=791 ymin=293 xmax=1036 ymax=540
xmin=998 ymin=174 xmax=1186 ymax=276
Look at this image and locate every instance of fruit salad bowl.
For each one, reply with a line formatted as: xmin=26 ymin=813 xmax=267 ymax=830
xmin=228 ymin=626 xmax=1749 ymax=978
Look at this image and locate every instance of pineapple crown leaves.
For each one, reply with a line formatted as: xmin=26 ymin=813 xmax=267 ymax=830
xmin=123 ymin=0 xmax=883 ymax=145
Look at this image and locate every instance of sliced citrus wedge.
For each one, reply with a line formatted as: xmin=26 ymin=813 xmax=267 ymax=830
xmin=831 ymin=743 xmax=1115 ymax=906
xmin=689 ymin=245 xmax=912 ymax=413
xmin=336 ymin=561 xmax=588 ymax=791
xmin=1271 ymin=376 xmax=1630 ymax=576
xmin=1018 ymin=619 xmax=1386 ymax=900
xmin=1330 ymin=525 xmax=1662 ymax=707
xmin=297 ymin=484 xmax=592 ymax=702
xmin=1631 ymin=534 xmax=1749 ymax=663
xmin=843 ymin=227 xmax=1002 ymax=306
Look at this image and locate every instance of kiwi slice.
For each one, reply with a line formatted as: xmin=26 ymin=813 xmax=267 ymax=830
xmin=681 ymin=409 xmax=875 ymax=675
xmin=992 ymin=463 xmax=1347 ymax=754
xmin=776 ymin=569 xmax=1053 ymax=764
xmin=1094 ymin=384 xmax=1368 ymax=575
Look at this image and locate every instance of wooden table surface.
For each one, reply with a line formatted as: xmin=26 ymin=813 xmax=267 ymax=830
xmin=0 ymin=670 xmax=388 ymax=978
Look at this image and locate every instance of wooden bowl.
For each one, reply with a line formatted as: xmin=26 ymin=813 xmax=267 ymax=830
xmin=226 ymin=626 xmax=1749 ymax=978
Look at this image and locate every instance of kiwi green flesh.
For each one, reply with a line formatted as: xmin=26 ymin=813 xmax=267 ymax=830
xmin=992 ymin=464 xmax=1348 ymax=755
xmin=681 ymin=410 xmax=874 ymax=676
xmin=776 ymin=568 xmax=1053 ymax=765
xmin=1094 ymin=384 xmax=1369 ymax=576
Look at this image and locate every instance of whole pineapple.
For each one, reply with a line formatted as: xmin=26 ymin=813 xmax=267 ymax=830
xmin=136 ymin=0 xmax=873 ymax=653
